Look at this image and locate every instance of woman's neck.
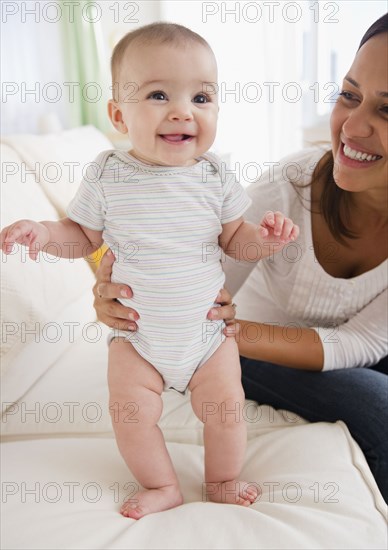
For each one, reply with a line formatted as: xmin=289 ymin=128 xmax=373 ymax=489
xmin=349 ymin=189 xmax=388 ymax=230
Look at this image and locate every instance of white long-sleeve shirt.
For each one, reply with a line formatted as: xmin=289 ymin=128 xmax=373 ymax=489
xmin=223 ymin=148 xmax=388 ymax=370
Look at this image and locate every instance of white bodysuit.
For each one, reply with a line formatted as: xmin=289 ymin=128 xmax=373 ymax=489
xmin=67 ymin=150 xmax=252 ymax=391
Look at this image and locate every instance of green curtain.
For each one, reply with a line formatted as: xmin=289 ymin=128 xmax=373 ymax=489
xmin=60 ymin=0 xmax=110 ymax=131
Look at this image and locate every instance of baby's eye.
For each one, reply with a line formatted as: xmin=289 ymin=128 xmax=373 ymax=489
xmin=193 ymin=94 xmax=209 ymax=104
xmin=380 ymin=105 xmax=388 ymax=116
xmin=148 ymin=91 xmax=167 ymax=101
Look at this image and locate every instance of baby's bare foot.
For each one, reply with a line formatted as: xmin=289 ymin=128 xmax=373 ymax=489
xmin=205 ymin=480 xmax=259 ymax=506
xmin=120 ymin=485 xmax=183 ymax=519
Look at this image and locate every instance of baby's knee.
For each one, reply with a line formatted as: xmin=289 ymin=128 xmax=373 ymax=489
xmin=201 ymin=393 xmax=245 ymax=426
xmin=109 ymin=386 xmax=163 ymax=426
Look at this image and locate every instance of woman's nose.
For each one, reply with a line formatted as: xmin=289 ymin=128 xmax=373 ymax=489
xmin=342 ymin=104 xmax=374 ymax=139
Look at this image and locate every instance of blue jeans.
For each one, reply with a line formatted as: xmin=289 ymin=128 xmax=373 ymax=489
xmin=240 ymin=355 xmax=388 ymax=503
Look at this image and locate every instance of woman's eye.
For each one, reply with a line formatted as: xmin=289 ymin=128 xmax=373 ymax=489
xmin=149 ymin=91 xmax=167 ymax=101
xmin=193 ymin=94 xmax=209 ymax=104
xmin=380 ymin=105 xmax=388 ymax=116
xmin=338 ymin=91 xmax=356 ymax=101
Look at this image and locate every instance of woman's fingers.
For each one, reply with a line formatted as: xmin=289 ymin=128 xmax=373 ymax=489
xmin=94 ymin=281 xmax=133 ymax=300
xmin=101 ymin=315 xmax=138 ymax=332
xmin=208 ymin=287 xmax=237 ymax=322
xmin=96 ymin=249 xmax=115 ymax=281
xmin=93 ymin=248 xmax=133 ymax=300
xmin=92 ymin=248 xmax=138 ymax=330
xmin=215 ymin=287 xmax=232 ymax=305
xmin=208 ymin=303 xmax=236 ymax=321
xmin=94 ymin=295 xmax=139 ymax=328
xmin=223 ymin=321 xmax=240 ymax=337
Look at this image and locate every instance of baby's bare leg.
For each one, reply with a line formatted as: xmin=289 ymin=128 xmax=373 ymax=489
xmin=189 ymin=338 xmax=258 ymax=506
xmin=108 ymin=338 xmax=182 ymax=519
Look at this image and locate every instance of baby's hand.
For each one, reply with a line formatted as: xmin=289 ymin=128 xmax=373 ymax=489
xmin=258 ymin=211 xmax=299 ymax=244
xmin=0 ymin=220 xmax=50 ymax=260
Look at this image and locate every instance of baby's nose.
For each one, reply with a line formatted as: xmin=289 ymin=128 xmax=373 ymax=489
xmin=168 ymin=101 xmax=194 ymax=121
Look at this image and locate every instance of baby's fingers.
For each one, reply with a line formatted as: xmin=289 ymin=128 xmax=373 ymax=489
xmin=290 ymin=224 xmax=300 ymax=241
xmin=272 ymin=211 xmax=285 ymax=237
xmin=1 ymin=222 xmax=40 ymax=260
xmin=262 ymin=211 xmax=275 ymax=228
xmin=0 ymin=225 xmax=23 ymax=254
xmin=28 ymin=237 xmax=42 ymax=261
xmin=278 ymin=217 xmax=296 ymax=242
xmin=259 ymin=211 xmax=276 ymax=237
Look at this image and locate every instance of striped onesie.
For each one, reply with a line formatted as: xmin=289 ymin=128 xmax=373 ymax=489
xmin=67 ymin=150 xmax=252 ymax=392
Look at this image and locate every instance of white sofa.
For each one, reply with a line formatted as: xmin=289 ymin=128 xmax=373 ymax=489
xmin=1 ymin=126 xmax=387 ymax=550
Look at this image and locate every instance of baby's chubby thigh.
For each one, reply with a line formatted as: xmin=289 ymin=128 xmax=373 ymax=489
xmin=189 ymin=338 xmax=245 ymax=426
xmin=108 ymin=338 xmax=165 ymax=430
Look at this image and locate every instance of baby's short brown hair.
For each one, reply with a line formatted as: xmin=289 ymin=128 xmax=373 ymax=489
xmin=111 ymin=22 xmax=214 ymax=94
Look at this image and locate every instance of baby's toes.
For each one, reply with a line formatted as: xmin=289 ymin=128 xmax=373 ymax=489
xmin=120 ymin=501 xmax=143 ymax=519
xmin=243 ymin=485 xmax=259 ymax=503
xmin=236 ymin=495 xmax=251 ymax=506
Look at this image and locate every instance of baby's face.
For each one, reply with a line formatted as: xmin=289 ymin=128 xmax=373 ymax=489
xmin=109 ymin=42 xmax=219 ymax=166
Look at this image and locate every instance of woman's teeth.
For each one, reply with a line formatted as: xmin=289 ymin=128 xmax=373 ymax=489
xmin=343 ymin=144 xmax=381 ymax=162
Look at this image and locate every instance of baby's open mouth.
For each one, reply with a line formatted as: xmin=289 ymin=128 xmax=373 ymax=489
xmin=160 ymin=134 xmax=193 ymax=142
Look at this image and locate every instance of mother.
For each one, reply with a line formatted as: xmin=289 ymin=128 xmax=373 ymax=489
xmin=93 ymin=14 xmax=388 ymax=502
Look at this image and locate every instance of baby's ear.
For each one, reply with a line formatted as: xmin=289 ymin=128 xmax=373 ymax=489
xmin=107 ymin=100 xmax=127 ymax=134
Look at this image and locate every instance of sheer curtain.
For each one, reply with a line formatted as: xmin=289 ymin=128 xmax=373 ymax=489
xmin=60 ymin=1 xmax=111 ymax=132
xmin=1 ymin=0 xmax=114 ymax=135
xmin=0 ymin=7 xmax=68 ymax=134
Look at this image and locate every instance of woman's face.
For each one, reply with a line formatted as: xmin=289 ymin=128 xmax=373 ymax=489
xmin=330 ymin=33 xmax=388 ymax=194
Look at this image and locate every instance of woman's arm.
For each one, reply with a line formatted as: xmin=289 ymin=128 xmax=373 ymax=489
xmin=220 ymin=288 xmax=387 ymax=371
xmin=316 ymin=288 xmax=388 ymax=370
xmin=229 ymin=319 xmax=324 ymax=371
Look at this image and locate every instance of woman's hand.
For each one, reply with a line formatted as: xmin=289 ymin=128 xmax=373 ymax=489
xmin=207 ymin=288 xmax=240 ymax=338
xmin=93 ymin=249 xmax=139 ymax=331
xmin=93 ymin=248 xmax=239 ymax=335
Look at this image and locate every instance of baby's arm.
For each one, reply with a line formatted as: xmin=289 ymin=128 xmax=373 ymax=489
xmin=219 ymin=211 xmax=299 ymax=262
xmin=0 ymin=218 xmax=103 ymax=260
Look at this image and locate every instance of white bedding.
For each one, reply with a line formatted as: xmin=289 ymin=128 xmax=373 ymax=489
xmin=1 ymin=129 xmax=387 ymax=550
xmin=2 ymin=425 xmax=387 ymax=549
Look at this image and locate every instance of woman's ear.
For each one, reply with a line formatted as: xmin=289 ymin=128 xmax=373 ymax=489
xmin=107 ymin=100 xmax=128 ymax=134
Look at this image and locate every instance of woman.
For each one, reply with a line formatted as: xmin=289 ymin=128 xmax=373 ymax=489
xmin=93 ymin=14 xmax=388 ymax=502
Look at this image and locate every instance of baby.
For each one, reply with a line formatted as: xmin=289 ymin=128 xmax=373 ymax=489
xmin=0 ymin=23 xmax=299 ymax=519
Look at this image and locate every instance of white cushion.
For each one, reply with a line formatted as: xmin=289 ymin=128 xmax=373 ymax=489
xmin=1 ymin=434 xmax=386 ymax=549
xmin=0 ymin=143 xmax=96 ymax=401
xmin=1 ymin=126 xmax=113 ymax=215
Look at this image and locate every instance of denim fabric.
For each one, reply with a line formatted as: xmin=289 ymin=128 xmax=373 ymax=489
xmin=240 ymin=355 xmax=388 ymax=503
